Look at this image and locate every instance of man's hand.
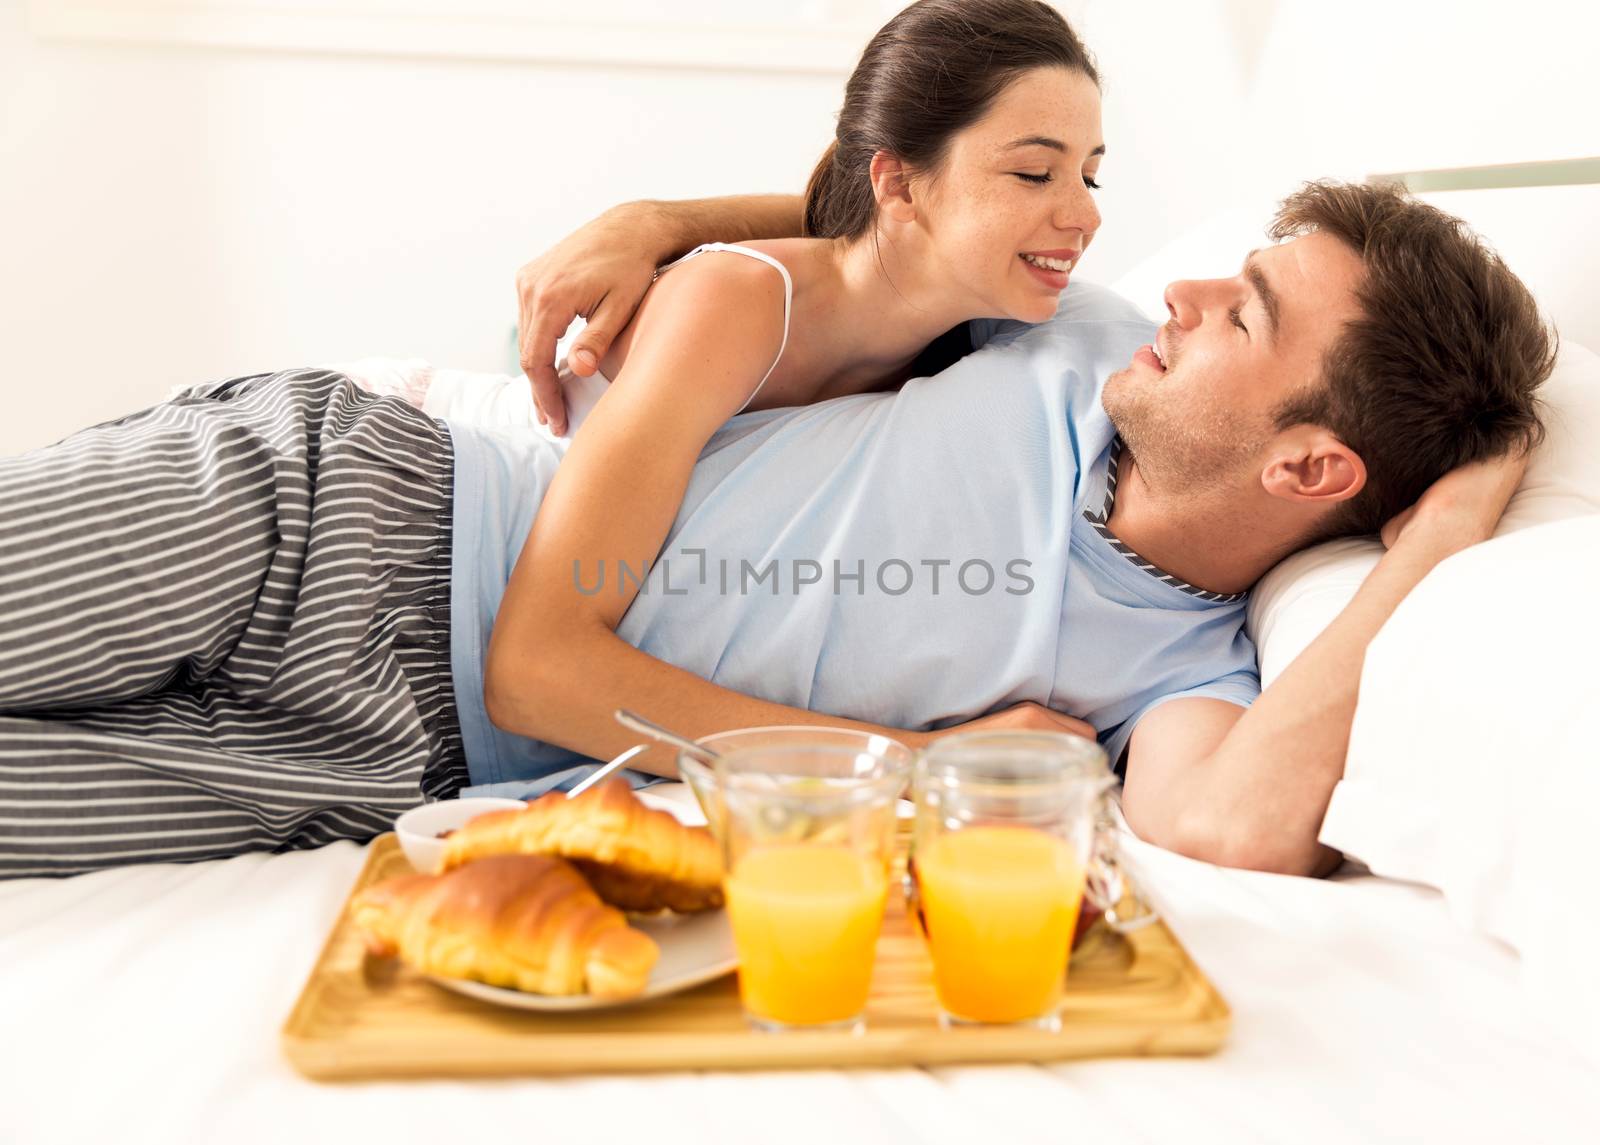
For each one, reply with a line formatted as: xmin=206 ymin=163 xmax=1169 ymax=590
xmin=515 ymin=193 xmax=807 ymax=436
xmin=1380 ymin=447 xmax=1530 ymax=556
xmin=516 ymin=204 xmax=672 ymax=435
xmin=915 ymin=702 xmax=1097 ymax=747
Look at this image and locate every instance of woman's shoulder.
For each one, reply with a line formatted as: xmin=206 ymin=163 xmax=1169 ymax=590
xmin=664 ymin=238 xmax=835 ymax=303
xmin=600 ymin=244 xmax=792 ymax=396
xmin=629 ymin=243 xmax=798 ymax=359
xmin=647 ymin=244 xmax=790 ymax=322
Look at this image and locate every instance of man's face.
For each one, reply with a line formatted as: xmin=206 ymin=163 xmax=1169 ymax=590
xmin=1101 ymin=231 xmax=1365 ymax=492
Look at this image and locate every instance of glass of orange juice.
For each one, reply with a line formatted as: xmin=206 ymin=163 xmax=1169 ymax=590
xmin=910 ymin=731 xmax=1116 ymax=1032
xmin=710 ymin=729 xmax=912 ymax=1033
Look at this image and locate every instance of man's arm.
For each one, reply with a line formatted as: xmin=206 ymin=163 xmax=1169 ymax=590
xmin=516 ymin=194 xmax=804 ymax=434
xmin=1119 ymin=451 xmax=1529 ymax=877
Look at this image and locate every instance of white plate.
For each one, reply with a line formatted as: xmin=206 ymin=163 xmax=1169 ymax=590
xmin=426 ymin=790 xmax=737 ymax=1012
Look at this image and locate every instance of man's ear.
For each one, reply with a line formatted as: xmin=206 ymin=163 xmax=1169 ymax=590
xmin=868 ymin=151 xmax=917 ymax=223
xmin=1261 ymin=428 xmax=1367 ymax=505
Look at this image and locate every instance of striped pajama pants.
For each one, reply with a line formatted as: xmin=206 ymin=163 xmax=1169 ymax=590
xmin=0 ymin=370 xmax=469 ymax=878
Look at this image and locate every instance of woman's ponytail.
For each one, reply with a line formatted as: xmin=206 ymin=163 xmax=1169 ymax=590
xmin=802 ymin=141 xmax=841 ymax=238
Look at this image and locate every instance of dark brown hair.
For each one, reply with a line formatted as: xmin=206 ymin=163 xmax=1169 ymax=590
xmin=1270 ymin=180 xmax=1556 ymax=537
xmin=803 ymin=0 xmax=1099 ymax=240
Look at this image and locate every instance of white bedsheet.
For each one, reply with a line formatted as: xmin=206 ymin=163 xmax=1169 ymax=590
xmin=3 ymin=801 xmax=1595 ymax=1145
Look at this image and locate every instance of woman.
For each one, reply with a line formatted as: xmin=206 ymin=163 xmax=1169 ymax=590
xmin=0 ymin=0 xmax=1105 ymax=875
xmin=479 ymin=0 xmax=1105 ymax=772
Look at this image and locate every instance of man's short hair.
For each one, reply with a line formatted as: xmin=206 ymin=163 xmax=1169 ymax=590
xmin=1270 ymin=180 xmax=1556 ymax=538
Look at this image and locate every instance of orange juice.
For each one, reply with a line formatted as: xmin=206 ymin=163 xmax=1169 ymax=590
xmin=916 ymin=824 xmax=1084 ymax=1023
xmin=723 ymin=843 xmax=890 ymax=1026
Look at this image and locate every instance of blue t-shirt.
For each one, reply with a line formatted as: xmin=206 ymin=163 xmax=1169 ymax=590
xmin=446 ymin=282 xmax=1259 ymax=796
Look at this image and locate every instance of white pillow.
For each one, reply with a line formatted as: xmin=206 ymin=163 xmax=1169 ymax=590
xmin=1305 ymin=336 xmax=1600 ymax=1077
xmin=1326 ymin=515 xmax=1600 ymax=1070
xmin=1501 ymin=340 xmax=1600 ymax=528
xmin=327 ymin=356 xmax=609 ymax=442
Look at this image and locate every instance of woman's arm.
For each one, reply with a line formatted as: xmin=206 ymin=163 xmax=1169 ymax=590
xmin=517 ymin=194 xmax=805 ymax=435
xmin=490 ymin=251 xmax=849 ymax=775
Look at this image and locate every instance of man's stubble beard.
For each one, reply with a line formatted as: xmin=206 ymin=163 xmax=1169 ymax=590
xmin=1101 ymin=366 xmax=1266 ymax=496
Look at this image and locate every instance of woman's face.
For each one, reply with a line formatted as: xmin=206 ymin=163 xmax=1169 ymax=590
xmin=912 ymin=67 xmax=1105 ymax=323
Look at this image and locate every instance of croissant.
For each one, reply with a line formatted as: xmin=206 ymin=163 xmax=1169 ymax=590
xmin=439 ymin=778 xmax=724 ymax=914
xmin=351 ymin=854 xmax=660 ymax=998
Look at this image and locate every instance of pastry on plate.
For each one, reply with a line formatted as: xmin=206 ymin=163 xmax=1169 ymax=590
xmin=351 ymin=853 xmax=659 ymax=998
xmin=438 ymin=778 xmax=724 ymax=914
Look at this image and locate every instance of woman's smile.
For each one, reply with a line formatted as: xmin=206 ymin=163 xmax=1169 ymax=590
xmin=1019 ymin=249 xmax=1079 ymax=290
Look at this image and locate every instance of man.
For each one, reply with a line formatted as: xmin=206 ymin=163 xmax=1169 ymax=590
xmin=508 ymin=181 xmax=1552 ymax=878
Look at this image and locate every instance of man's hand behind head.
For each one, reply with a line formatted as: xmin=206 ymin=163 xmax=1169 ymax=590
xmin=1380 ymin=446 xmax=1531 ymax=557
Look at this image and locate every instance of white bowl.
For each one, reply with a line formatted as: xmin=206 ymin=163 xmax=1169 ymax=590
xmin=394 ymin=797 xmax=528 ymax=874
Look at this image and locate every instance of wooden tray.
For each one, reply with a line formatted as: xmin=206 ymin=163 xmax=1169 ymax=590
xmin=282 ymin=834 xmax=1228 ymax=1079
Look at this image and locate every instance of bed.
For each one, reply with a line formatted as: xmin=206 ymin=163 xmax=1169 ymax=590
xmin=5 ymin=175 xmax=1599 ymax=1143
xmin=3 ymin=809 xmax=1596 ymax=1145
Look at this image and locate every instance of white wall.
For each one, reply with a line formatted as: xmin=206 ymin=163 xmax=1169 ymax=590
xmin=1246 ymin=0 xmax=1600 ymax=179
xmin=1062 ymin=0 xmax=1281 ymax=283
xmin=5 ymin=0 xmax=1598 ymax=457
xmin=0 ymin=0 xmax=842 ymax=454
xmin=1078 ymin=0 xmax=1600 ymax=278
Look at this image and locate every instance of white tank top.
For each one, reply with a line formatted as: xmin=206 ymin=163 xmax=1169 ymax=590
xmin=650 ymin=242 xmax=795 ymax=414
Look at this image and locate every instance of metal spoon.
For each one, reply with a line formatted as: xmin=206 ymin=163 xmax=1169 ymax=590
xmin=565 ymin=710 xmax=720 ymax=798
xmin=612 ymin=709 xmax=722 ymax=764
xmin=565 ymin=743 xmax=647 ymax=798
